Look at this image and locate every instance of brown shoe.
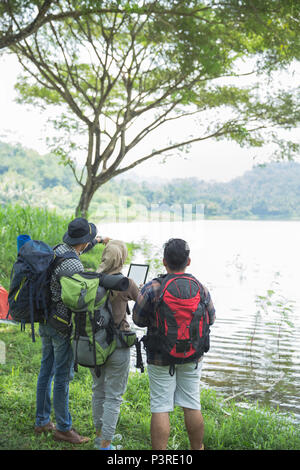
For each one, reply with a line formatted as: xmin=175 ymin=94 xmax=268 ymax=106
xmin=53 ymin=428 xmax=90 ymax=444
xmin=34 ymin=421 xmax=55 ymax=434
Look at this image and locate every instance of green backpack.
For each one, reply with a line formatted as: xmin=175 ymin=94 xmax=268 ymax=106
xmin=59 ymin=271 xmax=138 ymax=377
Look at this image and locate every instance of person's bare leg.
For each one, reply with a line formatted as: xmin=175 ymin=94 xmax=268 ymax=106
xmin=151 ymin=412 xmax=170 ymax=450
xmin=183 ymin=408 xmax=204 ymax=450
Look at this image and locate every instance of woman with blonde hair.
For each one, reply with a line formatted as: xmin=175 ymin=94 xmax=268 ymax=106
xmin=92 ymin=240 xmax=139 ymax=450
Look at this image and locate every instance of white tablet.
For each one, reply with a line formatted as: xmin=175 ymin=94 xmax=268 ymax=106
xmin=127 ymin=263 xmax=149 ymax=286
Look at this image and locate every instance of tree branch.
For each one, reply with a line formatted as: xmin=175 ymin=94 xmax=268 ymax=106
xmin=13 ymin=37 xmax=92 ymax=126
xmin=0 ymin=0 xmax=53 ymax=49
xmin=102 ymin=121 xmax=267 ymax=182
xmin=1 ymin=1 xmax=213 ymax=50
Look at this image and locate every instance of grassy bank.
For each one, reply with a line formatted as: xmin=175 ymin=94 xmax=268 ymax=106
xmin=0 ymin=323 xmax=299 ymax=451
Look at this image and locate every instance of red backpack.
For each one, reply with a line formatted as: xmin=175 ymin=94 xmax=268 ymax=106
xmin=152 ymin=273 xmax=210 ymax=372
xmin=0 ymin=286 xmax=10 ymax=321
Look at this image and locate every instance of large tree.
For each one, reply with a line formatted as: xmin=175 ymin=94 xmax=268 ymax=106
xmin=9 ymin=0 xmax=300 ymax=216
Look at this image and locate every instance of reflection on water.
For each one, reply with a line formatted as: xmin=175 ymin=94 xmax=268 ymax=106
xmin=102 ymin=219 xmax=300 ymax=422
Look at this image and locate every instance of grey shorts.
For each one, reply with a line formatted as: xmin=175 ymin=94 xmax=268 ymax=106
xmin=147 ymin=360 xmax=203 ymax=413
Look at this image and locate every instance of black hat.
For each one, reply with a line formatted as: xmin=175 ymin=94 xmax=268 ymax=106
xmin=63 ymin=217 xmax=97 ymax=245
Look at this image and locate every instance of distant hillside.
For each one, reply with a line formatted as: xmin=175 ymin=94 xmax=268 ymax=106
xmin=0 ymin=141 xmax=75 ymax=189
xmin=102 ymin=160 xmax=300 ymax=219
xmin=0 ymin=141 xmax=78 ymax=212
xmin=0 ymin=141 xmax=299 ymax=219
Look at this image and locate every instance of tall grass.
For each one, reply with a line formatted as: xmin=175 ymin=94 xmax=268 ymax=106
xmin=0 ymin=204 xmax=73 ymax=290
xmin=0 ymin=203 xmax=137 ymax=290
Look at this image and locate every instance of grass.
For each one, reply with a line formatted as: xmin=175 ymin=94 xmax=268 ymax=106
xmin=1 ymin=323 xmax=299 ymax=451
xmin=0 ymin=204 xmax=73 ymax=290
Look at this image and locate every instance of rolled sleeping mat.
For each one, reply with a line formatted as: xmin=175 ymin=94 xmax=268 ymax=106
xmin=98 ymin=272 xmax=129 ymax=291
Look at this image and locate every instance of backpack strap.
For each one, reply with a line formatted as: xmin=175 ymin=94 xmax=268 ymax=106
xmin=135 ymin=338 xmax=144 ymax=373
xmin=49 ymin=251 xmax=80 ymax=324
xmin=88 ymin=309 xmax=101 ymax=378
xmin=152 ymin=274 xmax=168 ymax=301
xmin=53 ymin=250 xmax=79 ymax=265
xmin=50 ymin=251 xmax=80 ymax=282
xmin=73 ymin=311 xmax=80 ymax=373
xmin=153 ymin=274 xmax=167 ymax=285
xmin=28 ymin=281 xmax=35 ymax=342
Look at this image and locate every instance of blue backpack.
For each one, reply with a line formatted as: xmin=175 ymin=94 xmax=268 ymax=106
xmin=8 ymin=240 xmax=78 ymax=341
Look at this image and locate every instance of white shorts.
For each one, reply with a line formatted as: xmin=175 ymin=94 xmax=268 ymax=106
xmin=147 ymin=360 xmax=203 ymax=413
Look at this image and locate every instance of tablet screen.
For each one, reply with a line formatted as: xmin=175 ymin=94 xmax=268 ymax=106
xmin=127 ymin=263 xmax=149 ymax=286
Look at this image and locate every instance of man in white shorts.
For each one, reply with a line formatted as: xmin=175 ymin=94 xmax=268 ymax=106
xmin=133 ymin=238 xmax=215 ymax=450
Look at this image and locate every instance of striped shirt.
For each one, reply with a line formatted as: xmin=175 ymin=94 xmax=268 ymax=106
xmin=132 ymin=274 xmax=216 ymax=366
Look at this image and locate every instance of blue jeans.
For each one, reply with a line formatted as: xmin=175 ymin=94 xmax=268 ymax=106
xmin=35 ymin=323 xmax=74 ymax=431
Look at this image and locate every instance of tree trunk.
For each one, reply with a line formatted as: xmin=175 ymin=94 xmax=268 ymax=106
xmin=75 ymin=181 xmax=98 ymax=218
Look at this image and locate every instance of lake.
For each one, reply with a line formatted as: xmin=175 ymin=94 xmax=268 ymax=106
xmin=101 ymin=219 xmax=300 ymax=422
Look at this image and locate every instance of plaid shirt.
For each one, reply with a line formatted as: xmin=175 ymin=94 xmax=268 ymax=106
xmin=50 ymin=244 xmax=84 ymax=322
xmin=48 ymin=240 xmax=98 ymax=337
xmin=132 ymin=274 xmax=216 ymax=366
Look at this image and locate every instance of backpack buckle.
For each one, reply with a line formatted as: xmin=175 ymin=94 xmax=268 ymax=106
xmin=175 ymin=339 xmax=191 ymax=354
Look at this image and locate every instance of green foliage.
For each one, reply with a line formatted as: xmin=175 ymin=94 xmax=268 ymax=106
xmin=80 ymin=237 xmax=135 ymax=271
xmin=0 ymin=141 xmax=79 ymax=213
xmin=104 ymin=161 xmax=300 ymax=220
xmin=0 ymin=204 xmax=73 ymax=290
xmin=0 ymin=141 xmax=75 ymax=189
xmin=137 ymin=239 xmax=164 ymax=278
xmin=249 ymin=285 xmax=296 ymax=362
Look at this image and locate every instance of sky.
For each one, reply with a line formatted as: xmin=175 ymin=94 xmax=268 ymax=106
xmin=0 ymin=53 xmax=298 ymax=183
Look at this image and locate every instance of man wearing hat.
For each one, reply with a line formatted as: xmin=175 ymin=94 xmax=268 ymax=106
xmin=35 ymin=218 xmax=109 ymax=445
